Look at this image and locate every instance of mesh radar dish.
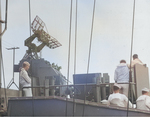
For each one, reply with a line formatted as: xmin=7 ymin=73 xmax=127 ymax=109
xmin=31 ymin=16 xmax=45 ymax=33
xmin=24 ymin=15 xmax=62 ymax=59
xmin=31 ymin=15 xmax=62 ymax=49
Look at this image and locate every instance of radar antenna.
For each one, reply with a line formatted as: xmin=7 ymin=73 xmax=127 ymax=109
xmin=23 ymin=15 xmax=62 ymax=59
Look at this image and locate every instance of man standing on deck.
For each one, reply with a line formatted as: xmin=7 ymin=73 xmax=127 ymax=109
xmin=129 ymin=54 xmax=145 ymax=96
xmin=114 ymin=60 xmax=129 ymax=97
xmin=19 ymin=61 xmax=32 ymax=97
xmin=130 ymin=54 xmax=144 ymax=68
xmin=136 ymin=88 xmax=150 ymax=111
xmin=108 ymin=83 xmax=132 ymax=108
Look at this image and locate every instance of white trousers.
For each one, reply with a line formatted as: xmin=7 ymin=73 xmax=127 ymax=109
xmin=23 ymin=88 xmax=32 ymax=97
xmin=119 ymin=84 xmax=129 ymax=97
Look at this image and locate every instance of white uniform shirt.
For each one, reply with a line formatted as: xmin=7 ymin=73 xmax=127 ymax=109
xmin=131 ymin=58 xmax=143 ymax=68
xmin=136 ymin=95 xmax=150 ymax=111
xmin=108 ymin=93 xmax=132 ymax=108
xmin=19 ymin=68 xmax=31 ymax=87
xmin=114 ymin=63 xmax=129 ymax=83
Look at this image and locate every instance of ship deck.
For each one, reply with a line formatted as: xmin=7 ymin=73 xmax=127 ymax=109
xmin=8 ymin=96 xmax=150 ymax=116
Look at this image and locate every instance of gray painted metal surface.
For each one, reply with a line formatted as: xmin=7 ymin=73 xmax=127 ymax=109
xmin=73 ymin=73 xmax=101 ymax=102
xmin=73 ymin=73 xmax=101 ymax=84
xmin=19 ymin=59 xmax=67 ymax=86
xmin=8 ymin=96 xmax=150 ymax=116
xmin=18 ymin=58 xmax=67 ymax=96
xmin=134 ymin=64 xmax=150 ymax=97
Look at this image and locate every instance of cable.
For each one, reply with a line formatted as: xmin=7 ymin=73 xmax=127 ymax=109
xmin=1 ymin=43 xmax=10 ymax=48
xmin=83 ymin=0 xmax=96 ymax=116
xmin=87 ymin=0 xmax=96 ymax=73
xmin=65 ymin=0 xmax=73 ymax=116
xmin=2 ymin=41 xmax=12 ymax=47
xmin=2 ymin=40 xmax=16 ymax=47
xmin=127 ymin=0 xmax=136 ymax=116
xmin=29 ymin=0 xmax=31 ymax=36
xmin=28 ymin=1 xmax=35 ymax=116
xmin=73 ymin=0 xmax=78 ymax=116
xmin=74 ymin=0 xmax=78 ymax=74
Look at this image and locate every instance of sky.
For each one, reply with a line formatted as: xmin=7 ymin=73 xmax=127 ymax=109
xmin=1 ymin=0 xmax=150 ymax=89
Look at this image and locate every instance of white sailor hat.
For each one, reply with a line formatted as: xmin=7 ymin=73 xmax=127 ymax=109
xmin=114 ymin=83 xmax=121 ymax=89
xmin=142 ymin=88 xmax=149 ymax=92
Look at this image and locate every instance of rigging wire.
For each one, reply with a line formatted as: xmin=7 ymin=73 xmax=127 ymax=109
xmin=29 ymin=0 xmax=31 ymax=36
xmin=73 ymin=0 xmax=78 ymax=116
xmin=65 ymin=0 xmax=73 ymax=116
xmin=1 ymin=42 xmax=10 ymax=48
xmin=28 ymin=0 xmax=35 ymax=116
xmin=127 ymin=0 xmax=136 ymax=116
xmin=1 ymin=45 xmax=7 ymax=50
xmin=2 ymin=40 xmax=17 ymax=47
xmin=86 ymin=1 xmax=96 ymax=74
xmin=82 ymin=0 xmax=96 ymax=116
xmin=74 ymin=0 xmax=78 ymax=74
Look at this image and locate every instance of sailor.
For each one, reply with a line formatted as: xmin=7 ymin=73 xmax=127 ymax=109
xmin=136 ymin=88 xmax=150 ymax=111
xmin=114 ymin=60 xmax=129 ymax=97
xmin=130 ymin=54 xmax=144 ymax=68
xmin=108 ymin=83 xmax=132 ymax=108
xmin=19 ymin=61 xmax=32 ymax=97
xmin=128 ymin=54 xmax=146 ymax=87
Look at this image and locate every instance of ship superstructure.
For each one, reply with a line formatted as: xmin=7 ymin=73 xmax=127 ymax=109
xmin=0 ymin=0 xmax=150 ymax=117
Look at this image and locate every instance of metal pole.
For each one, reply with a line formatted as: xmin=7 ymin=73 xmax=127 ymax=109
xmin=13 ymin=48 xmax=15 ymax=79
xmin=0 ymin=0 xmax=2 ymax=110
xmin=7 ymin=47 xmax=19 ymax=89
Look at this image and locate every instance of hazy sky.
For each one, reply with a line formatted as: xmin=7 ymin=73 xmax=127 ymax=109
xmin=1 ymin=0 xmax=150 ymax=89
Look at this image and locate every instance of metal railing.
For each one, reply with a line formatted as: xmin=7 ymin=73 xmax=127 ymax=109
xmin=22 ymin=82 xmax=136 ymax=104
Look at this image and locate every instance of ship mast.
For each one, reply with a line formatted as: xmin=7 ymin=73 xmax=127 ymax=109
xmin=0 ymin=1 xmax=2 ymax=108
xmin=0 ymin=0 xmax=8 ymax=111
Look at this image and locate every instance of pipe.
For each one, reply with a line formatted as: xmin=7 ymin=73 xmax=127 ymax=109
xmin=0 ymin=0 xmax=8 ymax=37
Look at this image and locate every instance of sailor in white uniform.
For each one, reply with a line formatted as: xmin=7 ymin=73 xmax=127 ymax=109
xmin=136 ymin=88 xmax=150 ymax=111
xmin=108 ymin=83 xmax=132 ymax=108
xmin=19 ymin=61 xmax=32 ymax=97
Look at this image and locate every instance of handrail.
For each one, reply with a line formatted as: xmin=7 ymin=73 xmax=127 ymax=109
xmin=22 ymin=82 xmax=136 ymax=89
xmin=22 ymin=82 xmax=136 ymax=100
xmin=21 ymin=82 xmax=137 ymax=110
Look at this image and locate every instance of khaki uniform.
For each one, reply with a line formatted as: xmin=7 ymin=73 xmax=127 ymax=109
xmin=131 ymin=58 xmax=143 ymax=68
xmin=119 ymin=84 xmax=129 ymax=97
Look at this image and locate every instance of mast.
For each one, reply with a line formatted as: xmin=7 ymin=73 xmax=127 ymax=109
xmin=0 ymin=0 xmax=2 ymax=110
xmin=0 ymin=0 xmax=8 ymax=110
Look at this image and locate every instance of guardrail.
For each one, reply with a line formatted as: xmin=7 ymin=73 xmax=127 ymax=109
xmin=22 ymin=82 xmax=136 ymax=104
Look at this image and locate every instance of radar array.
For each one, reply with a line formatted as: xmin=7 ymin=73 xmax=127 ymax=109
xmin=24 ymin=15 xmax=62 ymax=59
